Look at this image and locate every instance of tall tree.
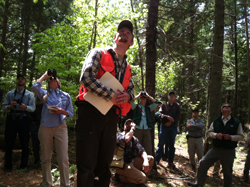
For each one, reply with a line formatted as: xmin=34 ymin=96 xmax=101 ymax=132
xmin=204 ymin=0 xmax=225 ymax=153
xmin=244 ymin=0 xmax=250 ymax=124
xmin=146 ymin=0 xmax=159 ymax=157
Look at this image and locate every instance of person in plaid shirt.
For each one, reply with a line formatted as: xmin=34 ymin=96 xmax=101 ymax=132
xmin=75 ymin=20 xmax=135 ymax=187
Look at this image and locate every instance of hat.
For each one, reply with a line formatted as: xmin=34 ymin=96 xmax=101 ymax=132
xmin=117 ymin=20 xmax=133 ymax=34
xmin=17 ymin=74 xmax=26 ymax=80
xmin=124 ymin=119 xmax=134 ymax=126
xmin=168 ymin=91 xmax=176 ymax=96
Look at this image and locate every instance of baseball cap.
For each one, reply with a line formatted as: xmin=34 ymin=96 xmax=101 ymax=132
xmin=17 ymin=74 xmax=26 ymax=80
xmin=117 ymin=20 xmax=133 ymax=34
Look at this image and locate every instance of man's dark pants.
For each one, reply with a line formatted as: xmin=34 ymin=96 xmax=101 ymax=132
xmin=196 ymin=147 xmax=235 ymax=187
xmin=157 ymin=123 xmax=169 ymax=160
xmin=31 ymin=122 xmax=40 ymax=164
xmin=244 ymin=149 xmax=250 ymax=180
xmin=76 ymin=101 xmax=119 ymax=187
xmin=4 ymin=115 xmax=31 ymax=169
xmin=156 ymin=123 xmax=177 ymax=163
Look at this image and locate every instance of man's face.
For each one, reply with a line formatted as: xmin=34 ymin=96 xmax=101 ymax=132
xmin=17 ymin=77 xmax=26 ymax=87
xmin=114 ymin=27 xmax=134 ymax=47
xmin=221 ymin=104 xmax=231 ymax=115
xmin=168 ymin=94 xmax=176 ymax=102
xmin=140 ymin=96 xmax=147 ymax=105
xmin=192 ymin=111 xmax=199 ymax=119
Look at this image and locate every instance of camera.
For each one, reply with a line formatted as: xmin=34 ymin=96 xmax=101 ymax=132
xmin=13 ymin=99 xmax=22 ymax=105
xmin=140 ymin=91 xmax=147 ymax=97
xmin=47 ymin=69 xmax=57 ymax=79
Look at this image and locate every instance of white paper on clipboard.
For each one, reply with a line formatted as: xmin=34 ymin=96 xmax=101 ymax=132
xmin=83 ymin=72 xmax=124 ymax=115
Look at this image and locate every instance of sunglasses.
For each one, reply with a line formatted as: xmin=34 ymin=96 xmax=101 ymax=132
xmin=222 ymin=105 xmax=230 ymax=108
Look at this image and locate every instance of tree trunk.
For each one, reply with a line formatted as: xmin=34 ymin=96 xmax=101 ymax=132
xmin=22 ymin=0 xmax=32 ymax=76
xmin=0 ymin=0 xmax=10 ymax=78
xmin=88 ymin=0 xmax=98 ymax=50
xmin=146 ymin=0 xmax=159 ymax=165
xmin=245 ymin=0 xmax=250 ymax=124
xmin=234 ymin=0 xmax=238 ymax=116
xmin=204 ymin=0 xmax=224 ymax=153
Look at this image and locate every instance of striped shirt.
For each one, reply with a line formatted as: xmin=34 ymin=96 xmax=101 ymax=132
xmin=80 ymin=47 xmax=135 ymax=102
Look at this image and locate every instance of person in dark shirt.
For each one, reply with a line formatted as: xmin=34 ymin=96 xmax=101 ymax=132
xmin=115 ymin=119 xmax=154 ymax=186
xmin=155 ymin=91 xmax=181 ymax=169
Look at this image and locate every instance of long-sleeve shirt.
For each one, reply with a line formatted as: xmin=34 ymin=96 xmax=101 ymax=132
xmin=117 ymin=132 xmax=145 ymax=164
xmin=2 ymin=88 xmax=35 ymax=113
xmin=131 ymin=101 xmax=159 ymax=129
xmin=159 ymin=102 xmax=181 ymax=125
xmin=32 ymin=82 xmax=74 ymax=127
xmin=80 ymin=47 xmax=135 ymax=102
xmin=186 ymin=118 xmax=204 ymax=137
xmin=207 ymin=115 xmax=244 ymax=142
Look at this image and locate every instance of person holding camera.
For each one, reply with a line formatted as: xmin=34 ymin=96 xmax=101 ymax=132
xmin=187 ymin=104 xmax=244 ymax=187
xmin=2 ymin=74 xmax=36 ymax=172
xmin=132 ymin=91 xmax=160 ymax=155
xmin=32 ymin=70 xmax=74 ymax=187
xmin=115 ymin=119 xmax=154 ymax=186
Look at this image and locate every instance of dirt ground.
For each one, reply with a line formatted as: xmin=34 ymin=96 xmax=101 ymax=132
xmin=0 ymin=126 xmax=249 ymax=187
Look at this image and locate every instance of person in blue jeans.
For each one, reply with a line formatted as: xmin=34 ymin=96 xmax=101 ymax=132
xmin=156 ymin=91 xmax=181 ymax=169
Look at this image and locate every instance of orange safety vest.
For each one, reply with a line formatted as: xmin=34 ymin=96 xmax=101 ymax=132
xmin=76 ymin=49 xmax=132 ymax=116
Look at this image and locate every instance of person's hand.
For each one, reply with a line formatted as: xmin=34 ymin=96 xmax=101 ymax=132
xmin=145 ymin=92 xmax=150 ymax=98
xmin=111 ymin=90 xmax=122 ymax=104
xmin=42 ymin=71 xmax=52 ymax=80
xmin=130 ymin=122 xmax=136 ymax=129
xmin=10 ymin=101 xmax=17 ymax=107
xmin=223 ymin=134 xmax=232 ymax=140
xmin=187 ymin=124 xmax=192 ymax=129
xmin=164 ymin=121 xmax=172 ymax=127
xmin=116 ymin=91 xmax=130 ymax=105
xmin=142 ymin=159 xmax=150 ymax=174
xmin=216 ymin=133 xmax=223 ymax=140
xmin=51 ymin=107 xmax=63 ymax=114
xmin=167 ymin=116 xmax=174 ymax=123
xmin=19 ymin=103 xmax=27 ymax=109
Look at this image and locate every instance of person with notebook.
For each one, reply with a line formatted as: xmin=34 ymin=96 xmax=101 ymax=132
xmin=75 ymin=20 xmax=135 ymax=186
xmin=32 ymin=72 xmax=74 ymax=187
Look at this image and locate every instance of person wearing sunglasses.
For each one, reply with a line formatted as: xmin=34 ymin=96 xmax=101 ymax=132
xmin=188 ymin=104 xmax=244 ymax=187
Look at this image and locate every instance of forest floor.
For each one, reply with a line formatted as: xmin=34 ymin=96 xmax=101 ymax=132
xmin=0 ymin=125 xmax=249 ymax=187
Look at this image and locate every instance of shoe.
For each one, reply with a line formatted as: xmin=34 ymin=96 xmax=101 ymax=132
xmin=168 ymin=163 xmax=176 ymax=170
xmin=191 ymin=165 xmax=196 ymax=172
xmin=162 ymin=157 xmax=168 ymax=162
xmin=187 ymin=181 xmax=200 ymax=187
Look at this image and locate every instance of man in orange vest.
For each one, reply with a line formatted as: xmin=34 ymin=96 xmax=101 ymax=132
xmin=75 ymin=20 xmax=135 ymax=187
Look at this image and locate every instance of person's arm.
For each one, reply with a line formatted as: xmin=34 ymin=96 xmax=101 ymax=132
xmin=230 ymin=123 xmax=244 ymax=141
xmin=80 ymin=49 xmax=116 ymax=102
xmin=116 ymin=132 xmax=126 ymax=144
xmin=61 ymin=94 xmax=74 ymax=119
xmin=124 ymin=122 xmax=136 ymax=143
xmin=188 ymin=119 xmax=205 ymax=131
xmin=173 ymin=104 xmax=181 ymax=124
xmin=126 ymin=75 xmax=135 ymax=103
xmin=2 ymin=91 xmax=14 ymax=111
xmin=32 ymin=72 xmax=51 ymax=100
xmin=207 ymin=122 xmax=217 ymax=139
xmin=131 ymin=102 xmax=137 ymax=110
xmin=141 ymin=151 xmax=150 ymax=174
xmin=24 ymin=92 xmax=36 ymax=112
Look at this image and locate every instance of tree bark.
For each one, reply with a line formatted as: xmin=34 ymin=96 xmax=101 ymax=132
xmin=146 ymin=0 xmax=159 ymax=164
xmin=0 ymin=0 xmax=10 ymax=78
xmin=204 ymin=0 xmax=224 ymax=153
xmin=245 ymin=0 xmax=250 ymax=124
xmin=22 ymin=0 xmax=32 ymax=76
xmin=234 ymin=0 xmax=238 ymax=116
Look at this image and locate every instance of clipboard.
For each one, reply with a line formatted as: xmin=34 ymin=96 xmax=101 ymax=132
xmin=83 ymin=72 xmax=124 ymax=115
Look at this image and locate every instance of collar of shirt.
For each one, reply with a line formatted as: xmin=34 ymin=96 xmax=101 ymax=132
xmin=106 ymin=46 xmax=128 ymax=60
xmin=221 ymin=115 xmax=231 ymax=125
xmin=50 ymin=88 xmax=60 ymax=94
xmin=16 ymin=88 xmax=25 ymax=94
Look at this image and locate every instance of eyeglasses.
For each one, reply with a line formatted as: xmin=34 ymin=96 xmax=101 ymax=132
xmin=222 ymin=105 xmax=230 ymax=108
